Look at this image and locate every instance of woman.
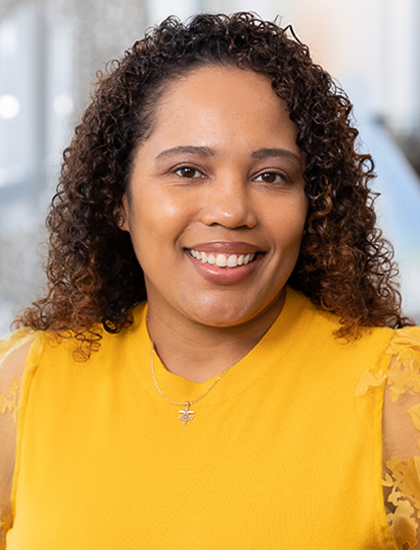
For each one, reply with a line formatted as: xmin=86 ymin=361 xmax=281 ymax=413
xmin=1 ymin=12 xmax=419 ymax=549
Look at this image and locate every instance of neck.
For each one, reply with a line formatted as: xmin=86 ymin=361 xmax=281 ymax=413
xmin=146 ymin=293 xmax=286 ymax=383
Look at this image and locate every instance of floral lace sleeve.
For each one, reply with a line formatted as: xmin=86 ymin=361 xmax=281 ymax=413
xmin=357 ymin=327 xmax=420 ymax=550
xmin=0 ymin=329 xmax=36 ymax=550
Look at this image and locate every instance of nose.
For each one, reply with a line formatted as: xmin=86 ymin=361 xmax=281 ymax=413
xmin=199 ymin=175 xmax=258 ymax=229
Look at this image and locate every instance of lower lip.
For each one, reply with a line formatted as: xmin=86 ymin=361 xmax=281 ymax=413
xmin=186 ymin=252 xmax=263 ymax=285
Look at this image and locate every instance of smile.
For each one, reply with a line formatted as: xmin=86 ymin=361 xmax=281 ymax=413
xmin=189 ymin=249 xmax=256 ymax=268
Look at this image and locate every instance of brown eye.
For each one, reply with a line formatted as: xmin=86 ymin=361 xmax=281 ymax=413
xmin=256 ymin=172 xmax=284 ymax=184
xmin=175 ymin=166 xmax=203 ymax=178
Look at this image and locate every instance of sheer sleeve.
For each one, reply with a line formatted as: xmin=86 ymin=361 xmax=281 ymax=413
xmin=381 ymin=327 xmax=420 ymax=550
xmin=0 ymin=329 xmax=36 ymax=549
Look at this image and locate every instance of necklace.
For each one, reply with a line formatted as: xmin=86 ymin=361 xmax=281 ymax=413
xmin=150 ymin=344 xmax=232 ymax=426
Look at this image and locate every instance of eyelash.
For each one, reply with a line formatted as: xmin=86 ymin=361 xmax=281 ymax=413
xmin=174 ymin=166 xmax=205 ymax=179
xmin=173 ymin=165 xmax=289 ymax=185
xmin=254 ymin=171 xmax=288 ymax=184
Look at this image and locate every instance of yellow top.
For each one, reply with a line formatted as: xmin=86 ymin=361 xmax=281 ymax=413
xmin=1 ymin=288 xmax=420 ymax=549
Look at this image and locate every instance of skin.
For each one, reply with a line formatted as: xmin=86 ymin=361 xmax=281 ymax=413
xmin=122 ymin=66 xmax=308 ymax=381
xmin=0 ymin=68 xmax=418 ymax=546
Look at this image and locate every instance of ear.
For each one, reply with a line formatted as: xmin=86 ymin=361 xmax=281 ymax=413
xmin=115 ymin=198 xmax=130 ymax=232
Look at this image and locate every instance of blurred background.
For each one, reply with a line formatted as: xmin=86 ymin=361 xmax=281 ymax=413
xmin=0 ymin=0 xmax=419 ymax=334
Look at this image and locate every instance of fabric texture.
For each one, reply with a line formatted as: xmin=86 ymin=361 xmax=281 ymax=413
xmin=357 ymin=326 xmax=420 ymax=549
xmin=1 ymin=287 xmax=420 ymax=549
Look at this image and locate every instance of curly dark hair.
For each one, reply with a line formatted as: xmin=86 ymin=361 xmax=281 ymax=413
xmin=16 ymin=12 xmax=413 ymax=355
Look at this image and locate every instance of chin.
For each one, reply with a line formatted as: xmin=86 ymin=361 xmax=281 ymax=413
xmin=183 ymin=297 xmax=277 ymax=329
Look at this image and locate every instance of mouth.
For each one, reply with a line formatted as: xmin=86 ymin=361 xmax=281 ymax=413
xmin=188 ymin=249 xmax=257 ymax=268
xmin=185 ymin=242 xmax=264 ymax=285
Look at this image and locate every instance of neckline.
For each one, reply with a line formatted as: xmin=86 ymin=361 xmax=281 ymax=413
xmin=132 ymin=287 xmax=311 ymax=408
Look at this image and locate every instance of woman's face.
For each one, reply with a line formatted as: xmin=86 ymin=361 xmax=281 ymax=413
xmin=122 ymin=66 xmax=308 ymax=328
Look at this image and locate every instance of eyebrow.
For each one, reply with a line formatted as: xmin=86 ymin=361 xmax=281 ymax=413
xmin=250 ymin=148 xmax=304 ymax=168
xmin=155 ymin=146 xmax=215 ymax=161
xmin=154 ymin=145 xmax=303 ymax=168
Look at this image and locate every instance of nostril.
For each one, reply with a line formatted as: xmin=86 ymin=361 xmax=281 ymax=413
xmin=199 ymin=201 xmax=258 ymax=229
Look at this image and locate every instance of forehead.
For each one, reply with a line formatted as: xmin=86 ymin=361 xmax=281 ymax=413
xmin=134 ymin=65 xmax=302 ymax=161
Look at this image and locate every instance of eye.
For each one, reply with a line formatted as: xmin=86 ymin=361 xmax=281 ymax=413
xmin=254 ymin=171 xmax=286 ymax=184
xmin=175 ymin=166 xmax=205 ymax=179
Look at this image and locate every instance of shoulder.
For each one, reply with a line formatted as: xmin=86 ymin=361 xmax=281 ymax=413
xmin=380 ymin=326 xmax=420 ymax=549
xmin=0 ymin=328 xmax=39 ymax=413
xmin=382 ymin=325 xmax=420 ymax=459
xmin=0 ymin=329 xmax=40 ymax=545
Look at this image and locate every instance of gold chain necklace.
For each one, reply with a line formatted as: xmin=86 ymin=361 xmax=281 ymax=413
xmin=150 ymin=344 xmax=232 ymax=426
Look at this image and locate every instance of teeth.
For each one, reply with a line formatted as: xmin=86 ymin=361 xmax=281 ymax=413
xmin=227 ymin=255 xmax=238 ymax=267
xmin=189 ymin=249 xmax=256 ymax=268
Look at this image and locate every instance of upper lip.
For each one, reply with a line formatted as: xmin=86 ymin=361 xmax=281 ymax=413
xmin=187 ymin=241 xmax=263 ymax=254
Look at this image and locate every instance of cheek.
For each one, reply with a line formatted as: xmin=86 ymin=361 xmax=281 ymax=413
xmin=270 ymin=200 xmax=307 ymax=247
xmin=125 ymin=194 xmax=192 ymax=260
xmin=293 ymin=195 xmax=309 ymax=234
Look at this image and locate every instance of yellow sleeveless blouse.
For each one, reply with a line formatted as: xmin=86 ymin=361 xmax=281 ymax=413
xmin=2 ymin=288 xmax=420 ymax=548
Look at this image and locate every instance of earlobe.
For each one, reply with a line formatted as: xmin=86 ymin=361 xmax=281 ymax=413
xmin=115 ymin=199 xmax=129 ymax=231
